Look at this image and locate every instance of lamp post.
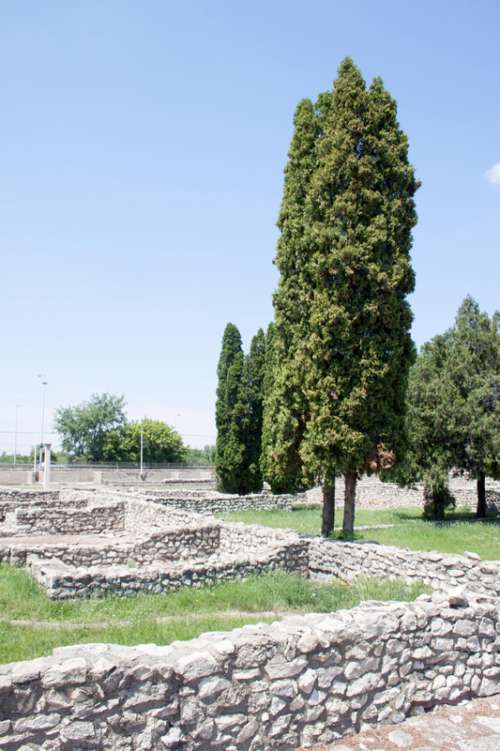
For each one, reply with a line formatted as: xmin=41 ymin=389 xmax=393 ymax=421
xmin=37 ymin=375 xmax=48 ymax=468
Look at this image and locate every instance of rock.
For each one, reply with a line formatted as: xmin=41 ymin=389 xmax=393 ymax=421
xmin=60 ymin=721 xmax=95 ymax=741
xmin=174 ymin=652 xmax=221 ymax=683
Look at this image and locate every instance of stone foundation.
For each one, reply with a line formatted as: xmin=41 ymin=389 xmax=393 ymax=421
xmin=309 ymin=538 xmax=500 ymax=599
xmin=0 ymin=486 xmax=498 ymax=748
xmin=124 ymin=488 xmax=299 ymax=514
xmin=0 ymin=590 xmax=497 ymax=750
xmin=306 ymin=475 xmax=500 ymax=510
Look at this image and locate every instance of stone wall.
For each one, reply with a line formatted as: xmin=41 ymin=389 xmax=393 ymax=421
xmin=127 ymin=489 xmax=298 ymax=514
xmin=0 ymin=522 xmax=222 ymax=571
xmin=306 ymin=475 xmax=500 ymax=510
xmin=29 ymin=535 xmax=309 ymax=599
xmin=19 ymin=519 xmax=308 ymax=599
xmin=13 ymin=502 xmax=126 ymax=536
xmin=0 ymin=590 xmax=497 ymax=750
xmin=308 ymin=538 xmax=500 ymax=599
xmin=0 ymin=488 xmax=60 ymax=505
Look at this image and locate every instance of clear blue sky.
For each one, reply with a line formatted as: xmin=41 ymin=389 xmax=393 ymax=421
xmin=1 ymin=0 xmax=499 ymax=454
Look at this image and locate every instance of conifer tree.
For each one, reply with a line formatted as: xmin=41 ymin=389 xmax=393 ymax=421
xmin=215 ymin=323 xmax=246 ymax=493
xmin=261 ymin=99 xmax=318 ymax=495
xmin=240 ymin=328 xmax=267 ymax=492
xmin=398 ymin=297 xmax=499 ymax=518
xmin=447 ymin=298 xmax=499 ymax=516
xmin=300 ymin=59 xmax=419 ymax=535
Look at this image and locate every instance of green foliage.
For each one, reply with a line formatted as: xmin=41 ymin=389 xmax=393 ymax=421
xmin=300 ymin=60 xmax=418 ymax=491
xmin=118 ymin=419 xmax=185 ymax=464
xmin=183 ymin=445 xmax=215 ymax=465
xmin=239 ymin=329 xmax=266 ymax=492
xmin=265 ymin=59 xmax=418 ymax=533
xmin=446 ymin=298 xmax=499 ymax=482
xmin=54 ymin=394 xmax=189 ymax=464
xmin=54 ymin=393 xmax=127 ymax=462
xmin=262 ymin=99 xmax=319 ymax=493
xmin=394 ymin=296 xmax=499 ymax=517
xmin=220 ymin=508 xmax=500 ymax=560
xmin=0 ymin=566 xmax=425 ymax=664
xmin=215 ymin=323 xmax=247 ymax=492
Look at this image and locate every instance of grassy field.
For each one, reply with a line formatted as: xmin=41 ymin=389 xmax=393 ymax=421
xmin=219 ymin=507 xmax=500 ymax=560
xmin=0 ymin=567 xmax=425 ymax=664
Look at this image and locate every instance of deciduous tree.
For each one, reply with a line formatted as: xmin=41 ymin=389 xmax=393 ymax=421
xmin=54 ymin=393 xmax=127 ymax=462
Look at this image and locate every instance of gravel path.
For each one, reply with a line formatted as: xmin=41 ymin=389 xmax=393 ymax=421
xmin=0 ymin=609 xmax=286 ymax=630
xmin=306 ymin=695 xmax=500 ymax=751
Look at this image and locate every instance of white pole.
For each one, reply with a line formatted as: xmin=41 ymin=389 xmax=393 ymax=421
xmin=40 ymin=380 xmax=47 ymax=452
xmin=37 ymin=374 xmax=47 ymax=469
xmin=43 ymin=444 xmax=51 ymax=489
xmin=140 ymin=425 xmax=144 ymax=478
xmin=33 ymin=445 xmax=37 ymax=475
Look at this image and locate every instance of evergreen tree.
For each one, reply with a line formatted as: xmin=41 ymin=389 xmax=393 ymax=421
xmin=392 ymin=333 xmax=458 ymax=519
xmin=300 ymin=59 xmax=419 ymax=535
xmin=215 ymin=323 xmax=246 ymax=493
xmin=261 ymin=98 xmax=319 ymax=495
xmin=446 ymin=297 xmax=499 ymax=516
xmin=392 ymin=297 xmax=499 ymax=519
xmin=240 ymin=328 xmax=267 ymax=492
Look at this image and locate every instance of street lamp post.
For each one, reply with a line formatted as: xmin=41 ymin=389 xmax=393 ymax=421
xmin=37 ymin=375 xmax=48 ymax=468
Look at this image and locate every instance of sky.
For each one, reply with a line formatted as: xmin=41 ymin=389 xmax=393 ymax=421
xmin=1 ymin=0 xmax=499 ymax=454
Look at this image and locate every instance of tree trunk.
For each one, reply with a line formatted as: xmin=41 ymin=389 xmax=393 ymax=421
xmin=476 ymin=473 xmax=487 ymax=518
xmin=342 ymin=472 xmax=357 ymax=536
xmin=321 ymin=476 xmax=336 ymax=537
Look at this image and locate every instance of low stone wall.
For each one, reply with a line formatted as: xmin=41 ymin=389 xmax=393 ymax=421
xmin=308 ymin=538 xmax=500 ymax=598
xmin=20 ymin=521 xmax=307 ymax=599
xmin=306 ymin=475 xmax=500 ymax=510
xmin=100 ymin=467 xmax=215 ymax=485
xmin=0 ymin=522 xmax=222 ymax=571
xmin=0 ymin=499 xmax=88 ymax=530
xmin=30 ymin=536 xmax=309 ymax=599
xmin=0 ymin=590 xmax=497 ymax=749
xmin=0 ymin=488 xmax=60 ymax=505
xmin=12 ymin=501 xmax=126 ymax=536
xmin=128 ymin=489 xmax=299 ymax=514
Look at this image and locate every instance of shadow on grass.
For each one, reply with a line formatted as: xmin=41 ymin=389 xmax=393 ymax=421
xmin=384 ymin=508 xmax=498 ymax=525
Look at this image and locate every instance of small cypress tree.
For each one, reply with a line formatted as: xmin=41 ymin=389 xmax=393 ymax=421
xmin=447 ymin=298 xmax=499 ymax=516
xmin=215 ymin=323 xmax=246 ymax=493
xmin=262 ymin=99 xmax=319 ymax=495
xmin=300 ymin=59 xmax=419 ymax=535
xmin=394 ymin=333 xmax=458 ymax=519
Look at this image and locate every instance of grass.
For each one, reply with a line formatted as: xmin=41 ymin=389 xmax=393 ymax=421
xmin=0 ymin=567 xmax=426 ymax=664
xmin=0 ymin=616 xmax=272 ymax=665
xmin=219 ymin=506 xmax=500 ymax=560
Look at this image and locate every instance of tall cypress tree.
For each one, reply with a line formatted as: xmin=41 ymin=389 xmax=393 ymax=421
xmin=215 ymin=323 xmax=246 ymax=493
xmin=240 ymin=328 xmax=267 ymax=492
xmin=300 ymin=58 xmax=419 ymax=535
xmin=261 ymin=99 xmax=318 ymax=494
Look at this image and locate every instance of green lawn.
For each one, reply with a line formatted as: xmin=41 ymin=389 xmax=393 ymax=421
xmin=219 ymin=507 xmax=500 ymax=560
xmin=0 ymin=567 xmax=425 ymax=664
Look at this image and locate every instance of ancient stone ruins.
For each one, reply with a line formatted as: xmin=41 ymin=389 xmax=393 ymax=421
xmin=0 ymin=484 xmax=498 ymax=749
